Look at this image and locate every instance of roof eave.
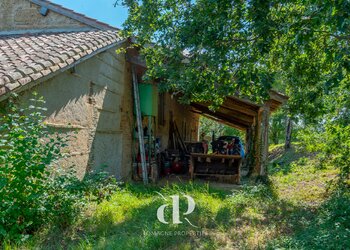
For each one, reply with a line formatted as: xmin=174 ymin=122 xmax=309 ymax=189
xmin=0 ymin=38 xmax=128 ymax=103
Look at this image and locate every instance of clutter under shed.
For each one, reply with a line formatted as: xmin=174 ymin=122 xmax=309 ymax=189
xmin=128 ymin=51 xmax=288 ymax=184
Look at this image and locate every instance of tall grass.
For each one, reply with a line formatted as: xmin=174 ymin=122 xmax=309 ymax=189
xmin=6 ymin=145 xmax=350 ymax=249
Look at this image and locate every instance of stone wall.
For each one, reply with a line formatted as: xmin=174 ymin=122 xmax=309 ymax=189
xmin=18 ymin=46 xmax=132 ymax=180
xmin=0 ymin=0 xmax=88 ymax=32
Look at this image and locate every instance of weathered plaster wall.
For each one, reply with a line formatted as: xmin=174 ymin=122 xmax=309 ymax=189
xmin=156 ymin=93 xmax=199 ymax=150
xmin=18 ymin=46 xmax=133 ymax=180
xmin=0 ymin=0 xmax=88 ymax=31
xmin=119 ymin=65 xmax=134 ymax=178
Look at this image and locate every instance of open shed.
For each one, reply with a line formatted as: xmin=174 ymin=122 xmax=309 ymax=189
xmin=128 ymin=49 xmax=288 ymax=183
xmin=190 ymin=91 xmax=288 ymax=177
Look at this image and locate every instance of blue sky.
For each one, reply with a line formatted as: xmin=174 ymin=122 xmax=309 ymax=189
xmin=51 ymin=0 xmax=128 ymax=28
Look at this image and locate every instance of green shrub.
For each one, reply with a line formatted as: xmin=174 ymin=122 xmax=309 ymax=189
xmin=268 ymin=188 xmax=350 ymax=249
xmin=0 ymin=94 xmax=70 ymax=241
xmin=0 ymin=94 xmax=120 ymax=242
xmin=298 ymin=123 xmax=350 ymax=186
xmin=44 ymin=168 xmax=120 ymax=229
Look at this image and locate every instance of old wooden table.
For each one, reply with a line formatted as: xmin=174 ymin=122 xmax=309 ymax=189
xmin=189 ymin=153 xmax=242 ymax=184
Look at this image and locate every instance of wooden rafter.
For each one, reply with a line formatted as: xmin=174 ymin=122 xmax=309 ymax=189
xmin=191 ymin=103 xmax=251 ymax=129
xmin=197 ymin=112 xmax=248 ymax=131
xmin=218 ymin=105 xmax=255 ymax=124
xmin=223 ymin=97 xmax=259 ymax=116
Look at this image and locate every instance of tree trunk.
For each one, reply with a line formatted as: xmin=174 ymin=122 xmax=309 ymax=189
xmin=285 ymin=117 xmax=292 ymax=149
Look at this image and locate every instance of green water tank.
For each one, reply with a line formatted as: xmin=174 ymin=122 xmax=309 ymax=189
xmin=138 ymin=84 xmax=158 ymax=116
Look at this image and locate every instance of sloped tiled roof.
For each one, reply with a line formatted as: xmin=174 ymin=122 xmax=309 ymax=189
xmin=0 ymin=30 xmax=124 ymax=97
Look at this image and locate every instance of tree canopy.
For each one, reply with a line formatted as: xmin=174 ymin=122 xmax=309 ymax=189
xmin=120 ymin=0 xmax=350 ymax=182
xmin=121 ymin=0 xmax=349 ymax=120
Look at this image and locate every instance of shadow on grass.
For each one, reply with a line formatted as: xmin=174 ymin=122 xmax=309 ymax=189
xmin=38 ymin=183 xmax=231 ymax=250
xmin=125 ymin=182 xmax=231 ymax=199
xmin=266 ymin=188 xmax=350 ymax=250
xmin=35 ymin=180 xmax=345 ymax=250
xmin=268 ymin=145 xmax=316 ymax=175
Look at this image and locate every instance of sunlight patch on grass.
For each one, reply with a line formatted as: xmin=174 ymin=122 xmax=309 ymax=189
xmin=12 ymin=144 xmax=347 ymax=250
xmin=270 ymin=156 xmax=338 ymax=205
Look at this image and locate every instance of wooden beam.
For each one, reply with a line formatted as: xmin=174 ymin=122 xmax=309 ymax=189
xmin=192 ymin=103 xmax=254 ymax=124
xmin=218 ymin=105 xmax=255 ymax=123
xmin=223 ymin=97 xmax=259 ymax=116
xmin=214 ymin=118 xmax=248 ymax=131
xmin=269 ymin=90 xmax=289 ymax=104
xmin=204 ymin=114 xmax=247 ymax=131
xmin=229 ymin=96 xmax=262 ymax=109
xmin=191 ymin=110 xmax=248 ymax=131
xmin=266 ymin=99 xmax=282 ymax=112
xmin=191 ymin=103 xmax=251 ymax=128
xmin=126 ymin=54 xmax=147 ymax=68
xmin=191 ymin=103 xmax=252 ymax=126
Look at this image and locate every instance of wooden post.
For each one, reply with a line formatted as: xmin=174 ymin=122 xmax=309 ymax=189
xmin=253 ymin=104 xmax=270 ymax=177
xmin=253 ymin=108 xmax=262 ymax=176
xmin=260 ymin=104 xmax=270 ymax=176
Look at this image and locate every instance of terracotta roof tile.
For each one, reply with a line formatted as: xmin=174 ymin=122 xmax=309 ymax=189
xmin=0 ymin=30 xmax=123 ymax=97
xmin=18 ymin=77 xmax=32 ymax=86
xmin=7 ymin=81 xmax=21 ymax=91
xmin=0 ymin=86 xmax=9 ymax=96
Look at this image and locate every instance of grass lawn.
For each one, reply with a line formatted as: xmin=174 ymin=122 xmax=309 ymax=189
xmin=7 ymin=145 xmax=350 ymax=250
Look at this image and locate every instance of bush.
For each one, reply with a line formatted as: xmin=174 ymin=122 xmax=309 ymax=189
xmin=0 ymin=94 xmax=119 ymax=242
xmin=44 ymin=168 xmax=120 ymax=229
xmin=268 ymin=188 xmax=350 ymax=249
xmin=298 ymin=123 xmax=350 ymax=186
xmin=0 ymin=94 xmax=67 ymax=240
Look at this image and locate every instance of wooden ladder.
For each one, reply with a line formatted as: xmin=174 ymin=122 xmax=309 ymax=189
xmin=132 ymin=66 xmax=148 ymax=184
